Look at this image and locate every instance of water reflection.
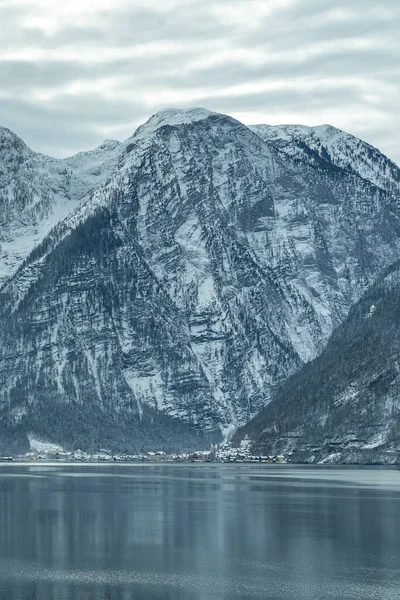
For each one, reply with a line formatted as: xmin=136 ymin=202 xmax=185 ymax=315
xmin=0 ymin=465 xmax=399 ymax=600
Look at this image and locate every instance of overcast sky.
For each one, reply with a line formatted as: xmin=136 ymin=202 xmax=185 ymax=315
xmin=1 ymin=0 xmax=399 ymax=163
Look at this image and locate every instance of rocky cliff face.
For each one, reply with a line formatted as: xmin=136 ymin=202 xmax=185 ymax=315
xmin=0 ymin=108 xmax=400 ymax=453
xmin=0 ymin=126 xmax=123 ymax=286
xmin=234 ymin=259 xmax=400 ymax=464
xmin=250 ymin=123 xmax=400 ymax=195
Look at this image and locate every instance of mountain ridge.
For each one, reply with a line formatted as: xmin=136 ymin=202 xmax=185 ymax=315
xmin=249 ymin=123 xmax=400 ymax=195
xmin=0 ymin=124 xmax=126 ymax=288
xmin=0 ymin=108 xmax=400 ymax=453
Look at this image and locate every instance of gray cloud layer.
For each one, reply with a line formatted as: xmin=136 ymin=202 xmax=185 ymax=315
xmin=1 ymin=0 xmax=399 ymax=162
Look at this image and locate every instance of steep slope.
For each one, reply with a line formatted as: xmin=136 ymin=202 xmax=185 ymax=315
xmin=250 ymin=123 xmax=400 ymax=195
xmin=0 ymin=127 xmax=123 ymax=286
xmin=234 ymin=260 xmax=400 ymax=464
xmin=1 ymin=108 xmax=400 ymax=453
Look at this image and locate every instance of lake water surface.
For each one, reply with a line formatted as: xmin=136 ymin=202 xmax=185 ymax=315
xmin=0 ymin=464 xmax=399 ymax=600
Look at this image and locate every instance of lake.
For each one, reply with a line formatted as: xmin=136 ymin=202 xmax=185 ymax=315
xmin=0 ymin=464 xmax=399 ymax=599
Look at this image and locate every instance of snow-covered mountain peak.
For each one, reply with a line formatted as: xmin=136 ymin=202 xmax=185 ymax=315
xmin=0 ymin=127 xmax=126 ymax=286
xmin=98 ymin=139 xmax=121 ymax=150
xmin=133 ymin=107 xmax=221 ymax=139
xmin=250 ymin=123 xmax=400 ymax=194
xmin=0 ymin=125 xmax=26 ymax=144
xmin=313 ymin=123 xmax=342 ymax=136
xmin=0 ymin=126 xmax=29 ymax=157
xmin=65 ymin=140 xmax=122 ymax=162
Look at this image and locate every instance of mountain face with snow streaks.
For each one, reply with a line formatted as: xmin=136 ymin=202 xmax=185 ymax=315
xmin=0 ymin=108 xmax=400 ymax=453
xmin=234 ymin=259 xmax=400 ymax=464
xmin=250 ymin=123 xmax=400 ymax=196
xmin=0 ymin=126 xmax=123 ymax=286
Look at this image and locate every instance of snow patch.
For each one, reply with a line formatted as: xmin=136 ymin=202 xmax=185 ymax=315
xmin=318 ymin=452 xmax=342 ymax=464
xmin=197 ymin=276 xmax=217 ymax=308
xmin=362 ymin=431 xmax=387 ymax=449
xmin=28 ymin=436 xmax=64 ymax=453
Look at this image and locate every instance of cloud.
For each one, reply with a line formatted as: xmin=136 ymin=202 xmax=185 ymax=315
xmin=0 ymin=0 xmax=399 ymax=164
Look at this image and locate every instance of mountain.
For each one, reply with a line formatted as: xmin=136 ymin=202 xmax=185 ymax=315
xmin=249 ymin=123 xmax=400 ymax=195
xmin=0 ymin=108 xmax=400 ymax=453
xmin=233 ymin=260 xmax=400 ymax=464
xmin=0 ymin=126 xmax=123 ymax=286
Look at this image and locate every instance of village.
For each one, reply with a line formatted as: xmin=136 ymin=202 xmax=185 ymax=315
xmin=0 ymin=436 xmax=289 ymax=464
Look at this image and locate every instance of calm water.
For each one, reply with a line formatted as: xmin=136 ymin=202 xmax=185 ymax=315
xmin=0 ymin=464 xmax=399 ymax=600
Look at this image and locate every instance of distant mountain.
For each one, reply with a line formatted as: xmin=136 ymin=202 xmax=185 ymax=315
xmin=0 ymin=126 xmax=123 ymax=286
xmin=0 ymin=108 xmax=400 ymax=454
xmin=233 ymin=260 xmax=400 ymax=464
